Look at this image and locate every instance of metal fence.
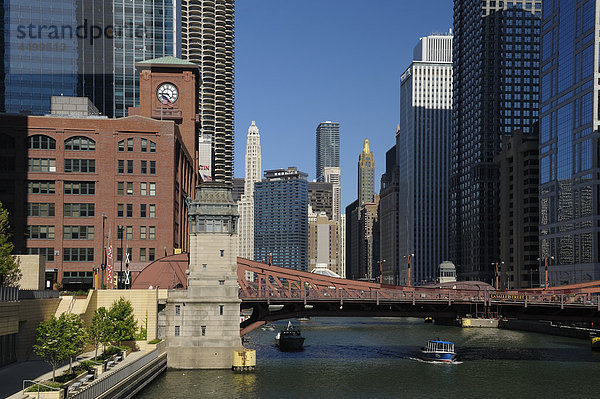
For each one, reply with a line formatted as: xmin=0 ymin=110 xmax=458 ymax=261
xmin=19 ymin=289 xmax=59 ymax=299
xmin=70 ymin=349 xmax=159 ymax=399
xmin=0 ymin=286 xmax=18 ymax=301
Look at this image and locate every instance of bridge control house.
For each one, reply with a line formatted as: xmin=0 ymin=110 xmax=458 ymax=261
xmin=0 ymin=57 xmax=199 ymax=290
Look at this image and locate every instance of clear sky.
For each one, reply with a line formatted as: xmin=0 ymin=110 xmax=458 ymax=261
xmin=234 ymin=0 xmax=453 ymax=209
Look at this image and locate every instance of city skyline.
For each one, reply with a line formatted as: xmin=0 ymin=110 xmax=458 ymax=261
xmin=233 ymin=1 xmax=453 ymax=207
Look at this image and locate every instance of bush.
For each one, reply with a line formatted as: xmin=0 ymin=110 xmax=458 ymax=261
xmin=148 ymin=338 xmax=161 ymax=344
xmin=25 ymin=381 xmax=62 ymax=392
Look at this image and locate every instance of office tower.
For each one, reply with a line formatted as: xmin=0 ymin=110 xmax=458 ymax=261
xmin=339 ymin=213 xmax=346 ymax=278
xmin=399 ymin=33 xmax=452 ymax=286
xmin=379 ymin=137 xmax=399 ymax=285
xmin=308 ymin=182 xmax=333 ymax=220
xmin=0 ymin=57 xmax=198 ymax=290
xmin=539 ymin=0 xmax=598 ymax=285
xmin=360 ymin=195 xmax=380 ymax=281
xmin=232 ymin=177 xmax=245 ymax=203
xmin=237 ymin=121 xmax=261 ymax=260
xmin=358 ymin=139 xmax=375 ymax=206
xmin=254 ymin=167 xmax=308 ymax=271
xmin=324 ymin=166 xmax=341 ymax=223
xmin=316 ymin=121 xmax=340 ymax=181
xmin=181 ymin=0 xmax=235 ymax=183
xmin=308 ymin=210 xmax=341 ymax=276
xmin=451 ymin=1 xmax=541 ymax=282
xmin=497 ymin=129 xmax=539 ymax=288
xmin=345 ymin=200 xmax=359 ymax=280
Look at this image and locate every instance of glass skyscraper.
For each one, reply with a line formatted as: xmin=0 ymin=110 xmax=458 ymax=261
xmin=398 ymin=33 xmax=452 ymax=286
xmin=539 ymin=0 xmax=599 ymax=285
xmin=254 ymin=167 xmax=308 ymax=271
xmin=316 ymin=121 xmax=340 ymax=182
xmin=451 ymin=0 xmax=541 ymax=282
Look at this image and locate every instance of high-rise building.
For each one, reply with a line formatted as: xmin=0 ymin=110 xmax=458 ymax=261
xmin=237 ymin=121 xmax=261 ymax=260
xmin=399 ymin=33 xmax=452 ymax=286
xmin=323 ymin=166 xmax=341 ymax=223
xmin=181 ymin=0 xmax=235 ymax=182
xmin=539 ymin=0 xmax=599 ymax=285
xmin=360 ymin=195 xmax=380 ymax=281
xmin=496 ymin=129 xmax=539 ymax=289
xmin=358 ymin=139 xmax=375 ymax=206
xmin=451 ymin=1 xmax=541 ymax=282
xmin=345 ymin=200 xmax=359 ymax=280
xmin=379 ymin=137 xmax=399 ymax=285
xmin=316 ymin=121 xmax=340 ymax=182
xmin=254 ymin=167 xmax=308 ymax=271
xmin=308 ymin=182 xmax=333 ymax=220
xmin=308 ymin=210 xmax=341 ymax=276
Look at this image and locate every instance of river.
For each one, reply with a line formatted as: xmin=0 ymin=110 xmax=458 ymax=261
xmin=137 ymin=317 xmax=600 ymax=398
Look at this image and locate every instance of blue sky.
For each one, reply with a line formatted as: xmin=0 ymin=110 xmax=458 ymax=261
xmin=234 ymin=0 xmax=453 ymax=209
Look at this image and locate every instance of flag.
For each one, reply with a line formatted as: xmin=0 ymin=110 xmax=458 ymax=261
xmin=161 ymin=94 xmax=174 ymax=108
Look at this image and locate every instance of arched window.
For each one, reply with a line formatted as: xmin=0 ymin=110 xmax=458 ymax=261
xmin=0 ymin=133 xmax=15 ymax=149
xmin=27 ymin=135 xmax=56 ymax=150
xmin=65 ymin=136 xmax=96 ymax=151
xmin=141 ymin=138 xmax=157 ymax=153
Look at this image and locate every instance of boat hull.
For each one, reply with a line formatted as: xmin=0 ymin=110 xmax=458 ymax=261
xmin=419 ymin=350 xmax=456 ymax=362
xmin=277 ymin=336 xmax=305 ymax=351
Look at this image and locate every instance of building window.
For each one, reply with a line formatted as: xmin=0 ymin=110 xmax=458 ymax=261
xmin=149 ymin=204 xmax=156 ymax=218
xmin=28 ymin=181 xmax=55 ymax=194
xmin=28 ymin=158 xmax=56 ymax=172
xmin=219 ymin=305 xmax=223 ymax=316
xmin=118 ymin=140 xmax=125 ymax=152
xmin=63 ymin=226 xmax=95 ymax=240
xmin=220 ymin=250 xmax=224 ymax=257
xmin=127 ymin=138 xmax=134 ymax=152
xmin=63 ymin=248 xmax=94 ymax=262
xmin=149 ymin=161 xmax=156 ymax=175
xmin=140 ymin=226 xmax=147 ymax=240
xmin=64 ymin=203 xmax=95 ymax=217
xmin=149 ymin=248 xmax=155 ymax=261
xmin=117 ymin=182 xmax=124 ymax=195
xmin=64 ymin=159 xmax=95 ymax=173
xmin=202 ymin=264 xmax=207 ymax=270
xmin=116 ymin=247 xmax=132 ymax=262
xmin=27 ymin=203 xmax=55 ymax=217
xmin=141 ymin=139 xmax=158 ymax=153
xmin=140 ymin=182 xmax=147 ymax=196
xmin=26 ymin=247 xmax=54 ymax=262
xmin=64 ymin=136 xmax=95 ymax=151
xmin=127 ymin=160 xmax=134 ymax=174
xmin=126 ymin=204 xmax=133 ymax=218
xmin=28 ymin=135 xmax=56 ymax=150
xmin=141 ymin=160 xmax=147 ymax=174
xmin=219 ymin=280 xmax=224 ymax=285
xmin=64 ymin=181 xmax=95 ymax=195
xmin=139 ymin=248 xmax=146 ymax=261
xmin=26 ymin=225 xmax=55 ymax=239
xmin=148 ymin=226 xmax=156 ymax=240
xmin=118 ymin=160 xmax=124 ymax=173
xmin=175 ymin=326 xmax=180 ymax=337
xmin=201 ymin=326 xmax=206 ymax=336
xmin=149 ymin=182 xmax=156 ymax=196
xmin=140 ymin=204 xmax=147 ymax=218
xmin=0 ymin=156 xmax=15 ymax=172
xmin=126 ymin=182 xmax=133 ymax=195
xmin=175 ymin=305 xmax=180 ymax=316
xmin=117 ymin=204 xmax=124 ymax=217
xmin=126 ymin=226 xmax=133 ymax=240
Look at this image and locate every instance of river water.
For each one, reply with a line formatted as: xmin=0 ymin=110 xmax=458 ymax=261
xmin=138 ymin=317 xmax=600 ymax=398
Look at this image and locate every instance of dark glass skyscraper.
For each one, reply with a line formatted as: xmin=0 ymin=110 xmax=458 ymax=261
xmin=316 ymin=121 xmax=340 ymax=181
xmin=451 ymin=0 xmax=541 ymax=282
xmin=539 ymin=0 xmax=599 ymax=285
xmin=254 ymin=167 xmax=308 ymax=271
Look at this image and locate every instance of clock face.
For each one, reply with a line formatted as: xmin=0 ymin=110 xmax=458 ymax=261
xmin=157 ymin=82 xmax=179 ymax=104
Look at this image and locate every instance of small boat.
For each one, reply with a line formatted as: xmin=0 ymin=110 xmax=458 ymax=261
xmin=276 ymin=321 xmax=305 ymax=351
xmin=419 ymin=338 xmax=456 ymax=362
xmin=591 ymin=333 xmax=600 ymax=351
xmin=424 ymin=317 xmax=433 ymax=324
xmin=261 ymin=323 xmax=275 ymax=331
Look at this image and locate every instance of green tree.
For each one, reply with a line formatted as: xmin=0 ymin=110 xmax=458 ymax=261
xmin=0 ymin=201 xmax=20 ymax=286
xmin=33 ymin=316 xmax=70 ymax=381
xmin=62 ymin=313 xmax=87 ymax=374
xmin=107 ymin=298 xmax=137 ymax=346
xmin=88 ymin=307 xmax=109 ymax=358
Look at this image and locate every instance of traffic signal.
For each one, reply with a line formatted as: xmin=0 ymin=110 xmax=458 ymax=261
xmin=114 ymin=274 xmax=119 ymax=288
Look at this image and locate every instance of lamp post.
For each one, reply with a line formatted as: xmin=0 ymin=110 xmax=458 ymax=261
xmin=119 ymin=225 xmax=124 ymax=289
xmin=378 ymin=259 xmax=386 ymax=284
xmin=491 ymin=261 xmax=504 ymax=290
xmin=101 ymin=213 xmax=107 ymax=289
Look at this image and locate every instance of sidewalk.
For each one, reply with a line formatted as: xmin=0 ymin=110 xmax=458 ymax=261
xmin=3 ymin=349 xmax=150 ymax=399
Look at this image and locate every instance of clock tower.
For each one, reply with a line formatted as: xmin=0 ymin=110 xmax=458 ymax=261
xmin=132 ymin=56 xmax=200 ymax=162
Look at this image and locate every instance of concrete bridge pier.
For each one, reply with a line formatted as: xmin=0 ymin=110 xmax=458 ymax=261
xmin=165 ymin=182 xmax=244 ymax=369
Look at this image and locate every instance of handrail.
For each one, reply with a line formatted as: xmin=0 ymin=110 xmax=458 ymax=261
xmin=22 ymin=379 xmax=61 ymax=397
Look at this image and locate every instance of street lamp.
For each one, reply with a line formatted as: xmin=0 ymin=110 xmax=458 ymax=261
xmin=378 ymin=259 xmax=386 ymax=284
xmin=491 ymin=261 xmax=504 ymax=290
xmin=404 ymin=253 xmax=415 ymax=287
xmin=537 ymin=256 xmax=554 ymax=289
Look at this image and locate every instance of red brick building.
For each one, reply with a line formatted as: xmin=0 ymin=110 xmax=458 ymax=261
xmin=0 ymin=57 xmax=199 ymax=289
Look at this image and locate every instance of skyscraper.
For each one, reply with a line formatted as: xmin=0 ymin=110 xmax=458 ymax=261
xmin=398 ymin=33 xmax=452 ymax=286
xmin=254 ymin=167 xmax=308 ymax=271
xmin=451 ymin=0 xmax=541 ymax=282
xmin=379 ymin=136 xmax=399 ymax=285
xmin=358 ymin=139 xmax=375 ymax=206
xmin=539 ymin=0 xmax=599 ymax=285
xmin=323 ymin=166 xmax=341 ymax=223
xmin=237 ymin=121 xmax=261 ymax=260
xmin=316 ymin=121 xmax=340 ymax=182
xmin=181 ymin=0 xmax=235 ymax=182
